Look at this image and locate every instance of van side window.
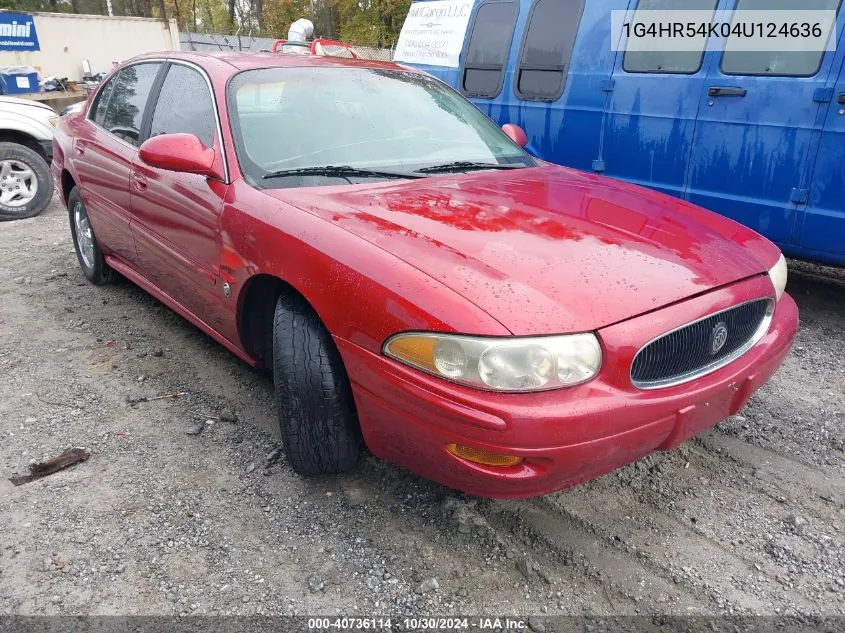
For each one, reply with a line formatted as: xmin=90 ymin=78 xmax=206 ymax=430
xmin=623 ymin=0 xmax=718 ymax=74
xmin=721 ymin=0 xmax=840 ymax=76
xmin=516 ymin=0 xmax=585 ymax=100
xmin=462 ymin=1 xmax=519 ymax=98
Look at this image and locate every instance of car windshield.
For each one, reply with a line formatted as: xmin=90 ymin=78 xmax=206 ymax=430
xmin=228 ymin=66 xmax=536 ymax=187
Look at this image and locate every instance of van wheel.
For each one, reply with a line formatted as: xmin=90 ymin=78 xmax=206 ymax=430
xmin=68 ymin=186 xmax=114 ymax=285
xmin=0 ymin=142 xmax=53 ymax=221
xmin=272 ymin=294 xmax=361 ymax=475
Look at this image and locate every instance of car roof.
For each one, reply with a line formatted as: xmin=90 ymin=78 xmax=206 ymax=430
xmin=129 ymin=50 xmax=414 ymax=74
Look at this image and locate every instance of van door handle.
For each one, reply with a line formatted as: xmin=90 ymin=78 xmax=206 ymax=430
xmin=708 ymin=86 xmax=747 ymax=97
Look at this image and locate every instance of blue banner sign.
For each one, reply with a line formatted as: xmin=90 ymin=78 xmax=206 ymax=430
xmin=0 ymin=13 xmax=40 ymax=52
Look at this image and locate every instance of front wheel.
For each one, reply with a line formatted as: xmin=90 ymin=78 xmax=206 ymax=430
xmin=272 ymin=294 xmax=361 ymax=475
xmin=0 ymin=142 xmax=53 ymax=221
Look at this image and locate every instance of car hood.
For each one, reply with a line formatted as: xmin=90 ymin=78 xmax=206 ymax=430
xmin=266 ymin=166 xmax=775 ymax=335
xmin=0 ymin=96 xmax=55 ymax=113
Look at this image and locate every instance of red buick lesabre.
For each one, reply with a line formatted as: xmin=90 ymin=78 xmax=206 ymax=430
xmin=52 ymin=51 xmax=798 ymax=498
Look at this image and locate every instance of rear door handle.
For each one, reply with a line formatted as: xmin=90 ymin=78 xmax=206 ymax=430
xmin=708 ymin=86 xmax=747 ymax=97
xmin=131 ymin=172 xmax=147 ymax=191
xmin=73 ymin=143 xmax=85 ymax=156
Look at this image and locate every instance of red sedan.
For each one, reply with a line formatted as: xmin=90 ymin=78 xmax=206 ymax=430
xmin=51 ymin=51 xmax=798 ymax=498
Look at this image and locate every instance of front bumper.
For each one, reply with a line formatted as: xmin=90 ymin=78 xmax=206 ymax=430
xmin=336 ymin=274 xmax=798 ymax=498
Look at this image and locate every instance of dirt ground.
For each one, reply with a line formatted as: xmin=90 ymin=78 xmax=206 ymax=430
xmin=1 ymin=197 xmax=843 ymax=619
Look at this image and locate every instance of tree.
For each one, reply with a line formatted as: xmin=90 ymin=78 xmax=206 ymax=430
xmin=330 ymin=0 xmax=410 ymax=47
xmin=262 ymin=0 xmax=311 ymax=38
xmin=0 ymin=0 xmax=413 ymax=43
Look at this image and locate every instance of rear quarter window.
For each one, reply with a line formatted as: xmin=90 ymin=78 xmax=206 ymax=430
xmin=90 ymin=76 xmax=116 ymax=126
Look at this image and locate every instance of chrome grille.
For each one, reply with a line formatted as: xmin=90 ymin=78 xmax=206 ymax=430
xmin=631 ymin=299 xmax=773 ymax=389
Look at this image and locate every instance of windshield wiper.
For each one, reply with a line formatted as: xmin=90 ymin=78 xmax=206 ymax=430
xmin=262 ymin=165 xmax=426 ymax=180
xmin=415 ymin=161 xmax=527 ymax=174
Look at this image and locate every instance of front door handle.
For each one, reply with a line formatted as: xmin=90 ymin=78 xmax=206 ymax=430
xmin=131 ymin=172 xmax=147 ymax=191
xmin=838 ymin=92 xmax=845 ymax=104
xmin=708 ymin=86 xmax=747 ymax=97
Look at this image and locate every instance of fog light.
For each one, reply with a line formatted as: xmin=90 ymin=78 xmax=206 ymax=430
xmin=446 ymin=443 xmax=524 ymax=467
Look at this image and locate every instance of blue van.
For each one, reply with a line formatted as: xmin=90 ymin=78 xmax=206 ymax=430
xmin=395 ymin=0 xmax=845 ymax=266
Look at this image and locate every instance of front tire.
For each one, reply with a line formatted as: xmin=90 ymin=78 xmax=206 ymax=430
xmin=272 ymin=295 xmax=361 ymax=475
xmin=0 ymin=142 xmax=53 ymax=221
xmin=68 ymin=186 xmax=114 ymax=285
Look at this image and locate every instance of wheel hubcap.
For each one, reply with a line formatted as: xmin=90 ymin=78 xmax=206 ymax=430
xmin=73 ymin=201 xmax=95 ymax=269
xmin=0 ymin=159 xmax=37 ymax=208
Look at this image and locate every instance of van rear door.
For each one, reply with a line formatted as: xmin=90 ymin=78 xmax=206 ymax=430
xmin=684 ymin=0 xmax=843 ymax=247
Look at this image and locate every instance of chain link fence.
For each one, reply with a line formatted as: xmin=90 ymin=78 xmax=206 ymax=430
xmin=314 ymin=43 xmax=394 ymax=62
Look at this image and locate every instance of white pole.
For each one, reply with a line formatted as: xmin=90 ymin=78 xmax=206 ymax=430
xmin=106 ymin=0 xmax=114 ymax=16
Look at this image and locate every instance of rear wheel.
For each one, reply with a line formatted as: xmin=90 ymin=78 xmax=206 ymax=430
xmin=68 ymin=187 xmax=114 ymax=285
xmin=272 ymin=294 xmax=361 ymax=475
xmin=0 ymin=142 xmax=53 ymax=221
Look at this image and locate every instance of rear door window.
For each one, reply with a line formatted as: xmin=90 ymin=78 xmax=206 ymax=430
xmin=91 ymin=76 xmax=116 ymax=126
xmin=461 ymin=1 xmax=519 ymax=98
xmin=149 ymin=64 xmax=216 ymax=147
xmin=720 ymin=0 xmax=841 ymax=76
xmin=515 ymin=0 xmax=585 ymax=100
xmin=623 ymin=0 xmax=719 ymax=74
xmin=101 ymin=62 xmax=161 ymax=146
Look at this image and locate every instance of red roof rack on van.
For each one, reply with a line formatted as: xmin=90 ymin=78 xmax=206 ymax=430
xmin=271 ymin=38 xmax=360 ymax=59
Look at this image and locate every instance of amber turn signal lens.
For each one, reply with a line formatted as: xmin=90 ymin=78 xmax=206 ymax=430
xmin=446 ymin=443 xmax=524 ymax=467
xmin=384 ymin=335 xmax=439 ymax=373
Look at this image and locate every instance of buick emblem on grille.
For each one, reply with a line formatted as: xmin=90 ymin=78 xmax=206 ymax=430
xmin=710 ymin=322 xmax=729 ymax=355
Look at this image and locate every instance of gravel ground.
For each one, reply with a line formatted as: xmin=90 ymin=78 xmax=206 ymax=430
xmin=0 ymin=198 xmax=843 ymax=618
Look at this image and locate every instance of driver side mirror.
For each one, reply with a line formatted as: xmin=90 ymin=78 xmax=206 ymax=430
xmin=502 ymin=123 xmax=527 ymax=148
xmin=139 ymin=133 xmax=216 ymax=175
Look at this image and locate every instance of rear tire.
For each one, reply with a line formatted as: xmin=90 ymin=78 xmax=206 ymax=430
xmin=68 ymin=186 xmax=114 ymax=285
xmin=0 ymin=142 xmax=53 ymax=221
xmin=272 ymin=294 xmax=361 ymax=475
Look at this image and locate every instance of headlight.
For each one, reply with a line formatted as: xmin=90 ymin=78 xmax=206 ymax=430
xmin=767 ymin=253 xmax=787 ymax=301
xmin=383 ymin=332 xmax=602 ymax=392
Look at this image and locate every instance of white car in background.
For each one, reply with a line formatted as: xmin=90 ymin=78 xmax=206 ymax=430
xmin=0 ymin=96 xmax=57 ymax=220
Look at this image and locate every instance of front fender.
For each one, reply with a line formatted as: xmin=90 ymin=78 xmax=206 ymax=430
xmin=0 ymin=112 xmax=54 ymax=143
xmin=220 ymin=180 xmax=510 ymax=356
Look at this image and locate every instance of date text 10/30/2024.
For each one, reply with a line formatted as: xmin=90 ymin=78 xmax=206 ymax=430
xmin=307 ymin=617 xmax=528 ymax=630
